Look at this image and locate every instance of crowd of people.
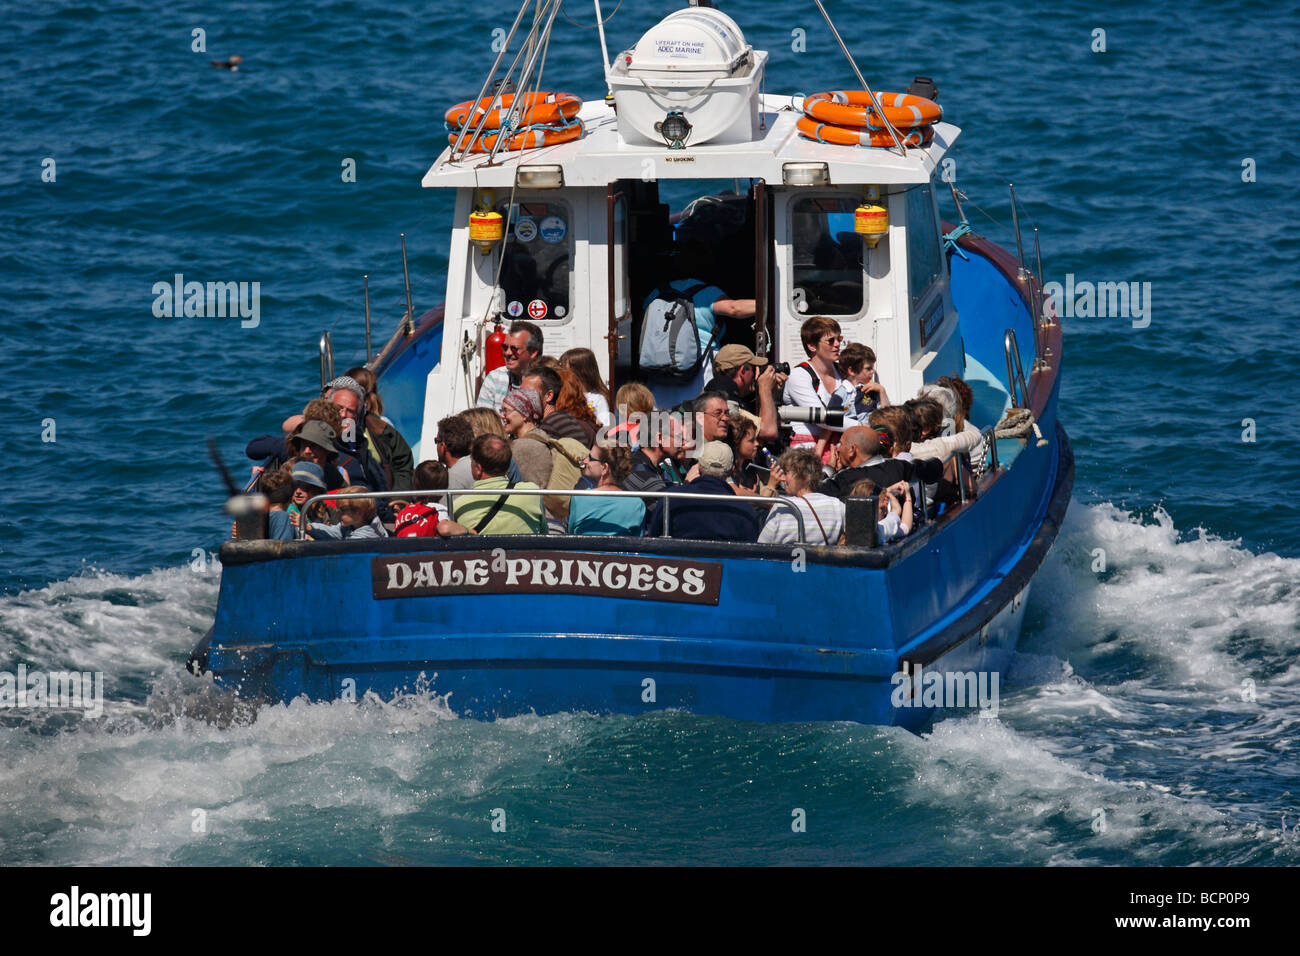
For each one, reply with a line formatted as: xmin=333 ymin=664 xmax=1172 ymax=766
xmin=237 ymin=317 xmax=988 ymax=547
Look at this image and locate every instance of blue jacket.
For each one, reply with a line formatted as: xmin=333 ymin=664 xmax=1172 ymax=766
xmin=646 ymin=474 xmax=760 ymax=543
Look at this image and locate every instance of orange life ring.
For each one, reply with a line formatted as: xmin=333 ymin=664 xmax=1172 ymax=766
xmin=795 ymin=115 xmax=933 ymax=148
xmin=445 ymin=92 xmax=583 ymax=129
xmin=450 ymin=121 xmax=584 ymax=153
xmin=803 ymin=90 xmax=941 ymax=130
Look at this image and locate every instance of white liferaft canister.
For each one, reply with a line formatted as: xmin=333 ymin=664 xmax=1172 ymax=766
xmin=608 ymin=7 xmax=767 ymax=147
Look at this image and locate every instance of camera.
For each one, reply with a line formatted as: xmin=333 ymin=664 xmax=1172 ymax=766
xmin=778 ymin=407 xmax=845 ymax=427
xmin=770 ymin=362 xmax=791 ymax=375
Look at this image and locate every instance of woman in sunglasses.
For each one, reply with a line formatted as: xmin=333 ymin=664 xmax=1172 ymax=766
xmin=567 ymin=442 xmax=645 ymax=536
xmin=782 ymin=315 xmax=848 ymax=461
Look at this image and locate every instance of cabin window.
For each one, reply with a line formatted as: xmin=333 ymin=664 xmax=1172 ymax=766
xmin=790 ymin=195 xmax=865 ymax=317
xmin=612 ymin=196 xmax=628 ymax=317
xmin=906 ymin=185 xmax=942 ymax=312
xmin=496 ymin=199 xmax=571 ymax=321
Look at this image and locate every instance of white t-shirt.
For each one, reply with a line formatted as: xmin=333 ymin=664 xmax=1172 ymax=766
xmin=758 ymin=492 xmax=845 ymax=545
xmin=587 ymin=391 xmax=612 ymax=428
xmin=782 ymin=362 xmax=846 ymax=440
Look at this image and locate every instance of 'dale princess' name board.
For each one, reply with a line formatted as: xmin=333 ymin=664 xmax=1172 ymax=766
xmin=372 ymin=552 xmax=722 ymax=605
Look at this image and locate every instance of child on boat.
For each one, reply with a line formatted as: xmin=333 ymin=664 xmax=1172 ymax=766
xmin=307 ymin=486 xmax=389 ymax=539
xmin=828 ymin=343 xmax=889 ymax=425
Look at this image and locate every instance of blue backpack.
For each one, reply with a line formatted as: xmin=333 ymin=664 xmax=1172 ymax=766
xmin=638 ymin=282 xmax=721 ymax=379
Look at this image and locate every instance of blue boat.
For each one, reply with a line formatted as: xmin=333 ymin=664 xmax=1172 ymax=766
xmin=193 ymin=1 xmax=1071 ymax=730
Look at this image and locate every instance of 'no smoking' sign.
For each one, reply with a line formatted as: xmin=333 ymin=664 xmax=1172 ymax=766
xmin=527 ymin=299 xmax=547 ymax=319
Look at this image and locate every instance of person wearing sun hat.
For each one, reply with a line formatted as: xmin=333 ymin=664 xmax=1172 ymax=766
xmin=702 ymin=344 xmax=787 ymax=441
xmin=288 ymin=419 xmax=350 ymax=488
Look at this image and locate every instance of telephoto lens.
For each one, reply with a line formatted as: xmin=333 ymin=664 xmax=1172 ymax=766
xmin=771 ymin=362 xmax=790 ymax=375
xmin=777 ymin=407 xmax=845 ymax=427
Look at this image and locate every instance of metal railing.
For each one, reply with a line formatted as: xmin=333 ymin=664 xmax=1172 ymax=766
xmin=295 ymin=487 xmax=812 ymax=543
xmin=1004 ymin=328 xmax=1030 ymax=410
xmin=318 ymin=330 xmax=334 ymax=389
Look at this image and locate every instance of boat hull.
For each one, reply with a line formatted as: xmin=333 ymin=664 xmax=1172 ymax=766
xmin=200 ymin=418 xmax=1070 ymax=729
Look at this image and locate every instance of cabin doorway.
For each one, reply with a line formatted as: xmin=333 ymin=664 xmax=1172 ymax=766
xmin=609 ymin=177 xmax=772 ymax=400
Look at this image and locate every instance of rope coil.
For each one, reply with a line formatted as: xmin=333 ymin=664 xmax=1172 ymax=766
xmin=995 ymin=407 xmax=1048 ymax=447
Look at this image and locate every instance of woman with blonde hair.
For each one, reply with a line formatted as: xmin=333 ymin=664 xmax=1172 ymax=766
xmin=459 ymin=406 xmax=522 ymax=482
xmin=614 ymin=382 xmax=655 ymax=426
xmin=461 ymin=406 xmax=508 ymax=439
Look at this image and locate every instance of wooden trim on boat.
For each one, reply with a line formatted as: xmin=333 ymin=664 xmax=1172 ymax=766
xmin=946 ymin=227 xmax=1062 ymax=421
xmin=371 ymin=303 xmax=446 ymax=375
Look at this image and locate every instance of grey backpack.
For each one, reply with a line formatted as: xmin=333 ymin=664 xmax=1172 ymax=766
xmin=638 ymin=282 xmax=719 ymax=379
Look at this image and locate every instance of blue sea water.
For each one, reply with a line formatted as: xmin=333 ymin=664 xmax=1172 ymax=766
xmin=1 ymin=0 xmax=1298 ymax=865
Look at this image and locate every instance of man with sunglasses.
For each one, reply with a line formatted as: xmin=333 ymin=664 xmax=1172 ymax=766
xmin=476 ymin=320 xmax=544 ymax=410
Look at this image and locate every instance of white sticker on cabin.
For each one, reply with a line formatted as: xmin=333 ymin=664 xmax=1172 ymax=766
xmin=514 ymin=218 xmax=537 ymax=242
xmin=655 ymin=40 xmax=706 ymax=58
xmin=528 ymin=299 xmax=548 ymax=319
xmin=539 ymin=216 xmax=567 ymax=243
xmin=507 ymin=300 xmax=523 ymax=317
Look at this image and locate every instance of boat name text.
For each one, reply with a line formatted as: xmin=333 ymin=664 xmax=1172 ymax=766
xmin=371 ymin=551 xmax=722 ymax=604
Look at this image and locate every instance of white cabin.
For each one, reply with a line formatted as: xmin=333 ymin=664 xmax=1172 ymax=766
xmin=414 ymin=8 xmax=962 ymax=458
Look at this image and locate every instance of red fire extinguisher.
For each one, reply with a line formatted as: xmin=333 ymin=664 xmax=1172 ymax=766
xmin=485 ymin=322 xmax=507 ymax=373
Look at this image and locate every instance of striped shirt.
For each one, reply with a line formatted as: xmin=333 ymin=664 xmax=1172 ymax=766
xmin=475 ymin=366 xmax=518 ymax=411
xmin=757 ymin=492 xmax=845 ymax=545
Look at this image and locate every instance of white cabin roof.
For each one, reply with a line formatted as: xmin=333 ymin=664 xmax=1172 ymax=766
xmin=423 ymin=93 xmax=959 ymax=189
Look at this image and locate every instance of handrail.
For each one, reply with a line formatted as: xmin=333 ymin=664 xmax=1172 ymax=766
xmin=296 ymin=487 xmax=810 ymax=544
xmin=1004 ymin=328 xmax=1030 ymax=409
xmin=318 ymin=330 xmax=334 ymax=389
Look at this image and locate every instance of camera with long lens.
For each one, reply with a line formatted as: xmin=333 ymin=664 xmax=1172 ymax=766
xmin=778 ymin=407 xmax=845 ymax=427
xmin=770 ymin=362 xmax=790 ymax=375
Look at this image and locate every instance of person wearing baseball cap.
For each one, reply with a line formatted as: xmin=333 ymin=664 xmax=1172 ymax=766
xmin=644 ymin=440 xmax=760 ymax=543
xmin=702 ymin=344 xmax=787 ymax=442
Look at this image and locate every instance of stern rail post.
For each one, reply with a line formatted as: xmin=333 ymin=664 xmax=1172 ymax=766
xmin=363 ymin=273 xmax=372 ymax=364
xmin=1008 ymin=184 xmax=1028 ymax=280
xmin=1004 ymin=328 xmax=1030 ymax=410
xmin=400 ymin=234 xmax=414 ymax=336
xmin=319 ymin=330 xmax=334 ymax=389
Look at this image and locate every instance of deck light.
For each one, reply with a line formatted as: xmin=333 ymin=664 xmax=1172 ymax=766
xmin=468 ymin=189 xmax=504 ymax=255
xmin=782 ymin=162 xmax=830 ymax=186
xmin=854 ymin=185 xmax=888 ymax=248
xmin=655 ymin=111 xmax=692 ymax=149
xmin=515 ymin=165 xmax=565 ymax=189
